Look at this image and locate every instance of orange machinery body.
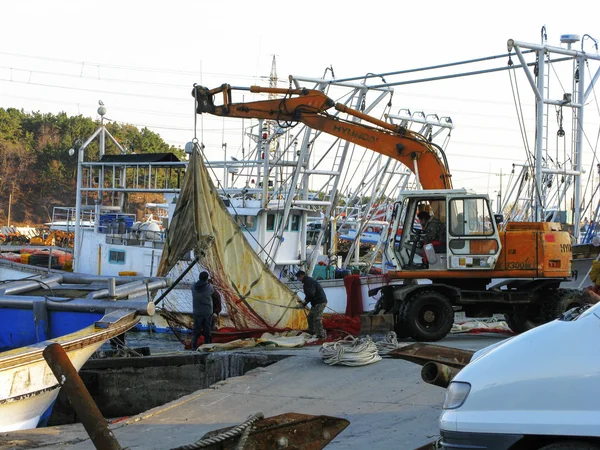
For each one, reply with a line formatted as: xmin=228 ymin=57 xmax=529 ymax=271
xmin=192 ymin=84 xmax=573 ymax=283
xmin=388 ymin=221 xmax=572 ymax=280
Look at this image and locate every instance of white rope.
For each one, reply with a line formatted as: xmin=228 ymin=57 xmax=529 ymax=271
xmin=319 ymin=335 xmax=382 ymax=366
xmin=374 ymin=331 xmax=409 ymax=355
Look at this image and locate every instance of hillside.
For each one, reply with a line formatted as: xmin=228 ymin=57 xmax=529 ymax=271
xmin=0 ymin=108 xmax=185 ymax=226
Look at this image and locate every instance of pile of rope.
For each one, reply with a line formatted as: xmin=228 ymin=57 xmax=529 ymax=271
xmin=171 ymin=412 xmax=264 ymax=450
xmin=374 ymin=331 xmax=409 ymax=355
xmin=319 ymin=335 xmax=382 ymax=366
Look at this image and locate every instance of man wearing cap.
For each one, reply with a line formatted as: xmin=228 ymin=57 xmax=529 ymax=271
xmin=296 ymin=270 xmax=328 ymax=339
xmin=191 ymin=271 xmax=214 ymax=350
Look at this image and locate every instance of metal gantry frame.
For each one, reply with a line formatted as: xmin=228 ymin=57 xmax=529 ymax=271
xmin=508 ymin=36 xmax=600 ymax=235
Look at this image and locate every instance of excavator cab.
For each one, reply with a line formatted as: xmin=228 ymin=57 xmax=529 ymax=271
xmin=392 ymin=190 xmax=502 ymax=271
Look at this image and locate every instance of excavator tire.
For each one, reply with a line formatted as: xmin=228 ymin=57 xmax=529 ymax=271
xmin=393 ymin=301 xmax=411 ymax=339
xmin=557 ymin=288 xmax=587 ymax=312
xmin=505 ymin=288 xmax=581 ymax=334
xmin=402 ymin=290 xmax=454 ymax=342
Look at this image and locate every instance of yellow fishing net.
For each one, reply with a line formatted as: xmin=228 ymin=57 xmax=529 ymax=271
xmin=156 ymin=144 xmax=307 ymax=331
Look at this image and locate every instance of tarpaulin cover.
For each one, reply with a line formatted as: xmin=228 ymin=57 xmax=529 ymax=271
xmin=198 ymin=331 xmax=316 ymax=352
xmin=156 ymin=144 xmax=307 ymax=331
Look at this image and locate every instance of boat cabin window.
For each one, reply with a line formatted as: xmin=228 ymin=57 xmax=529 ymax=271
xmin=108 ymin=249 xmax=126 ymax=264
xmin=234 ymin=215 xmax=256 ymax=231
xmin=291 ymin=214 xmax=300 ymax=231
xmin=245 ymin=215 xmax=256 ymax=231
xmin=266 ymin=214 xmax=276 ymax=231
xmin=449 ymin=198 xmax=493 ymax=236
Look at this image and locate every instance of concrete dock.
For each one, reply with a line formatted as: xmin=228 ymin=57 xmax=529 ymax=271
xmin=0 ymin=334 xmax=505 ymax=450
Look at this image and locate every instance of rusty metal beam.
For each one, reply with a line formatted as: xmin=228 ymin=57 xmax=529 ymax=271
xmin=42 ymin=343 xmax=122 ymax=450
xmin=387 ymin=343 xmax=474 ymax=369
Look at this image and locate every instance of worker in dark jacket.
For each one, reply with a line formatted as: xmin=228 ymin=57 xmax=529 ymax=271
xmin=296 ymin=270 xmax=328 ymax=339
xmin=210 ymin=281 xmax=222 ymax=330
xmin=191 ymin=271 xmax=214 ymax=350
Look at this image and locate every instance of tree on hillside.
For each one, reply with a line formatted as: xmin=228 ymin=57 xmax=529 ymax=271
xmin=0 ymin=108 xmax=183 ymax=226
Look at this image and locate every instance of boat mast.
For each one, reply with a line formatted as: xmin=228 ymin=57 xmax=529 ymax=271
xmin=508 ymin=34 xmax=600 ymax=236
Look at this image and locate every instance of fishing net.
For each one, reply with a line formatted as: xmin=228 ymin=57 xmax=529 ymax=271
xmin=155 ymin=143 xmax=307 ymax=346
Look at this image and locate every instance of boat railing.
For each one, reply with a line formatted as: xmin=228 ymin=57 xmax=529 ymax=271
xmin=49 ymin=207 xmax=96 ymax=232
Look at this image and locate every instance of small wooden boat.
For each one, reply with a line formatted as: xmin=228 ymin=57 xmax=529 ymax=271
xmin=0 ymin=273 xmax=166 ymax=432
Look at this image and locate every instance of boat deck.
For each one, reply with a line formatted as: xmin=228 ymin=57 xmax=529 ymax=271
xmin=0 ymin=334 xmax=505 ymax=449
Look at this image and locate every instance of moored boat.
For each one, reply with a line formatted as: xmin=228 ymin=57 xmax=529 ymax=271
xmin=0 ymin=273 xmax=164 ymax=432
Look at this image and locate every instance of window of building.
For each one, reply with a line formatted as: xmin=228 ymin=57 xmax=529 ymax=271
xmin=108 ymin=249 xmax=126 ymax=264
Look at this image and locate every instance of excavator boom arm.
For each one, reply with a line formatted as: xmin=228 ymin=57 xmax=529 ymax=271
xmin=192 ymin=84 xmax=452 ymax=190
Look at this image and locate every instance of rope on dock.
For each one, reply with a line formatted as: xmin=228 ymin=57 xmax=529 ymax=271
xmin=170 ymin=412 xmax=264 ymax=450
xmin=319 ymin=335 xmax=382 ymax=366
xmin=375 ymin=331 xmax=409 ymax=355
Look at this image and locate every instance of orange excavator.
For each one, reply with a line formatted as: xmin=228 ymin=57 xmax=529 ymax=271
xmin=192 ymin=84 xmax=580 ymax=341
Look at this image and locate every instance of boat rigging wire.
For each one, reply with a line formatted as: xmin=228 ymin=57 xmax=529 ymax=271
xmin=369 ymin=56 xmax=572 ymax=89
xmin=336 ymin=50 xmax=536 ymax=84
xmin=507 ymin=53 xmax=543 ymax=216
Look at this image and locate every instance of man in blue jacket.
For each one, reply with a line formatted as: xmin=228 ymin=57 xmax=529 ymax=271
xmin=191 ymin=271 xmax=214 ymax=350
xmin=296 ymin=270 xmax=328 ymax=339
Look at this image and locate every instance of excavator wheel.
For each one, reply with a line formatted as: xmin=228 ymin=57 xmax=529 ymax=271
xmin=505 ymin=288 xmax=581 ymax=334
xmin=393 ymin=301 xmax=411 ymax=339
xmin=402 ymin=290 xmax=454 ymax=342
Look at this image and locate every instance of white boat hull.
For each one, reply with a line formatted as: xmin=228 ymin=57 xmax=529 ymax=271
xmin=0 ymin=341 xmax=103 ymax=432
xmin=0 ymin=310 xmax=140 ymax=432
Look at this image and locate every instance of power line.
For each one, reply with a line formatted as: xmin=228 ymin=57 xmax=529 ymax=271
xmin=0 ymin=77 xmax=190 ymax=102
xmin=0 ymin=50 xmax=278 ymax=82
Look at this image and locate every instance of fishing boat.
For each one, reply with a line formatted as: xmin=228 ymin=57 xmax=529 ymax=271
xmin=0 ymin=271 xmax=164 ymax=431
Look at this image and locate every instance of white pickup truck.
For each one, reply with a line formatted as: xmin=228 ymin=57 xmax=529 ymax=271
xmin=438 ymin=301 xmax=600 ymax=450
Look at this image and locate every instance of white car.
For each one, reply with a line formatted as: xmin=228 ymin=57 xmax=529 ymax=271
xmin=439 ymin=301 xmax=600 ymax=450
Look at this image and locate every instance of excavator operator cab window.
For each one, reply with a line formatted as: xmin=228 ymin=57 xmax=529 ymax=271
xmin=394 ymin=198 xmax=447 ymax=270
xmin=449 ymin=197 xmax=493 ymax=237
xmin=446 ymin=197 xmax=501 ymax=269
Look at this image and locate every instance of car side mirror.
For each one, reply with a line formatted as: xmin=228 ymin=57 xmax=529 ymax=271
xmin=494 ymin=214 xmax=504 ymax=224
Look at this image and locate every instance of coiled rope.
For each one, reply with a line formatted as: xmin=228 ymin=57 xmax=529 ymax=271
xmin=170 ymin=412 xmax=264 ymax=450
xmin=374 ymin=331 xmax=409 ymax=355
xmin=319 ymin=335 xmax=382 ymax=366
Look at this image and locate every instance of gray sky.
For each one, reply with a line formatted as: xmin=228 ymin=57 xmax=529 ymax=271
xmin=1 ymin=0 xmax=600 ymax=199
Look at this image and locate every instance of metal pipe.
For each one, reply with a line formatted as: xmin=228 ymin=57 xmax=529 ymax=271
xmin=534 ymin=48 xmax=545 ymax=221
xmin=61 ymin=273 xmax=163 ymax=285
xmin=86 ymin=281 xmax=146 ymax=300
xmin=573 ymin=54 xmax=586 ymax=239
xmin=0 ymin=295 xmax=155 ymax=315
xmin=43 ymin=343 xmax=123 ymax=450
xmin=0 ymin=275 xmax=63 ymax=295
xmin=421 ymin=361 xmax=460 ymax=388
xmin=509 ymin=39 xmax=600 ymax=61
xmin=86 ymin=279 xmax=169 ymax=300
xmin=108 ymin=278 xmax=117 ymax=298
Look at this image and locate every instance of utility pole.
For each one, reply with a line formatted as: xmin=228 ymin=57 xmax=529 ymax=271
xmin=7 ymin=187 xmax=13 ymax=227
